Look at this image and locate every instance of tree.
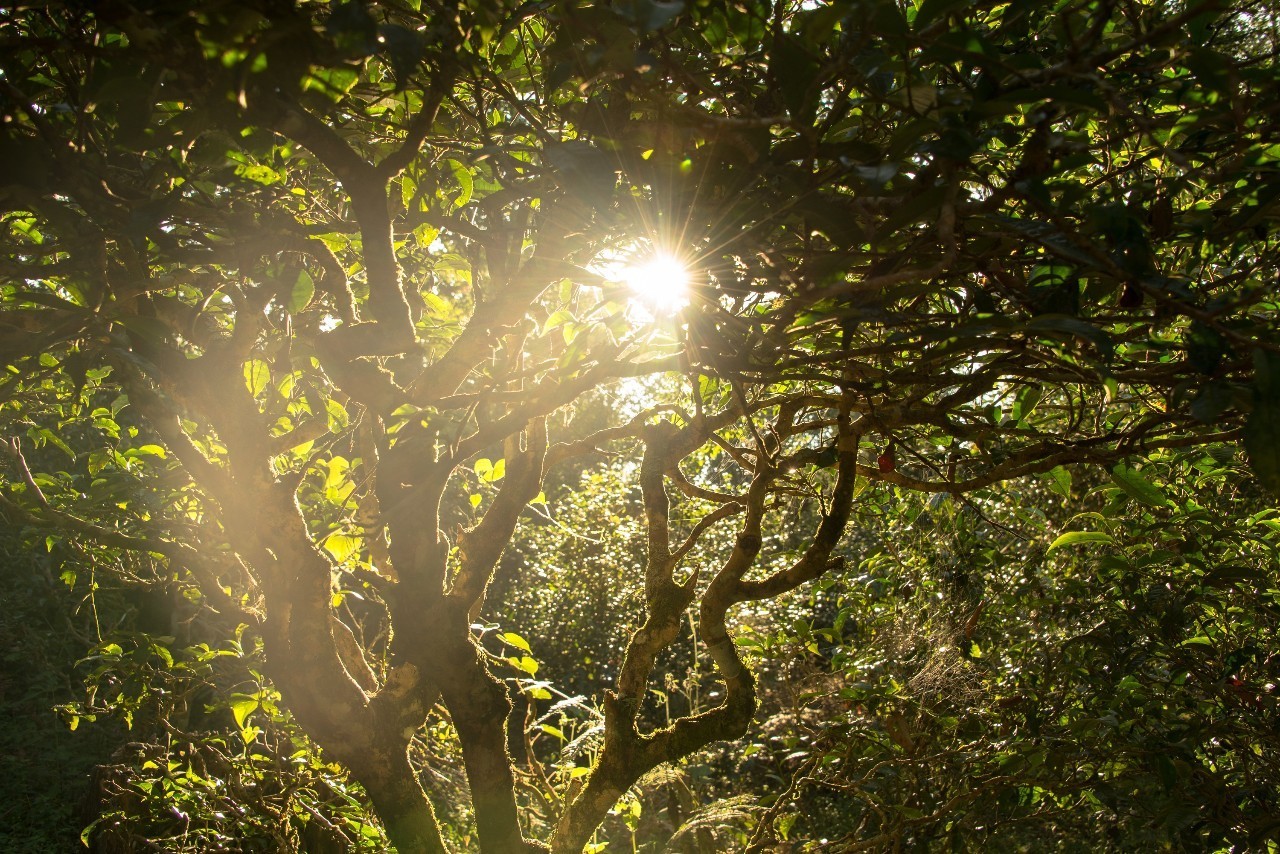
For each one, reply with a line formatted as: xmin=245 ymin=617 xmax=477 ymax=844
xmin=1 ymin=0 xmax=1277 ymax=850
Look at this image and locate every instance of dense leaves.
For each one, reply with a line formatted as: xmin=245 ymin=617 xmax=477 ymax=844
xmin=740 ymin=449 xmax=1280 ymax=850
xmin=0 ymin=0 xmax=1278 ymax=851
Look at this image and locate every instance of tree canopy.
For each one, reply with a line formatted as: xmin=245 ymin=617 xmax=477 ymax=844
xmin=1 ymin=0 xmax=1278 ymax=850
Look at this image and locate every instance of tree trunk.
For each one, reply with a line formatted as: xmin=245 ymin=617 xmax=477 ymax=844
xmin=437 ymin=634 xmax=548 ymax=852
xmin=357 ymin=752 xmax=449 ymax=854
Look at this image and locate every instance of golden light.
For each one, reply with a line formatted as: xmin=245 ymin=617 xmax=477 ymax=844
xmin=623 ymin=251 xmax=691 ymax=317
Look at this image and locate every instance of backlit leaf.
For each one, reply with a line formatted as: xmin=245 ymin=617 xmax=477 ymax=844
xmin=1048 ymin=531 xmax=1114 ymax=551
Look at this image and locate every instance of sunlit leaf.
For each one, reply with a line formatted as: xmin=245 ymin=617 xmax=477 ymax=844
xmin=500 ymin=632 xmax=531 ymax=652
xmin=323 ymin=533 xmax=361 ymax=563
xmin=1048 ymin=531 xmax=1114 ymax=551
xmin=244 ymin=359 xmax=271 ymax=397
xmin=287 ymin=270 xmax=315 ymax=314
xmin=229 ymin=694 xmax=258 ymax=730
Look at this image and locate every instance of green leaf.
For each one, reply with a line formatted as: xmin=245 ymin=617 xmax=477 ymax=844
xmin=324 ymin=456 xmax=350 ymax=490
xmin=244 ymin=359 xmax=271 ymax=397
xmin=414 ymin=223 xmax=440 ymax=248
xmin=323 ymin=533 xmax=361 ymax=563
xmin=1013 ymin=385 xmax=1043 ymax=422
xmin=500 ymin=632 xmax=531 ymax=652
xmin=544 ymin=310 xmax=574 ymax=331
xmin=1044 ymin=465 xmax=1072 ymax=498
xmin=448 ymin=159 xmax=474 ymax=210
xmin=304 ymin=65 xmax=359 ymax=99
xmin=1048 ymin=531 xmax=1114 ymax=551
xmin=1109 ymin=464 xmax=1171 ymax=507
xmin=325 ymin=397 xmax=349 ymax=431
xmin=287 ymin=270 xmax=315 ymax=313
xmin=234 ymin=162 xmax=283 ymax=185
xmin=1244 ymin=398 xmax=1280 ymax=494
xmin=80 ymin=816 xmax=105 ymax=847
xmin=774 ymin=35 xmax=819 ymax=122
xmin=509 ymin=655 xmax=539 ymax=675
xmin=229 ymin=694 xmax=258 ymax=729
xmin=476 ymin=457 xmax=505 ymax=482
xmin=36 ymin=427 xmax=75 ymax=460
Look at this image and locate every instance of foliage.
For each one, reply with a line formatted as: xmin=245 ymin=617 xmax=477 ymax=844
xmin=740 ymin=447 xmax=1280 ymax=850
xmin=0 ymin=523 xmax=121 ymax=853
xmin=1 ymin=0 xmax=1278 ymax=852
xmin=68 ymin=625 xmax=402 ymax=853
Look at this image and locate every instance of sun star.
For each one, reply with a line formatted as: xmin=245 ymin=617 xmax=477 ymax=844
xmin=624 ymin=252 xmax=691 ymax=316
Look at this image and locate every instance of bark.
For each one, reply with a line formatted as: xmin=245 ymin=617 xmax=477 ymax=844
xmin=431 ymin=605 xmax=549 ymax=853
xmin=142 ymin=346 xmax=454 ymax=852
xmin=359 ymin=753 xmax=449 ymax=854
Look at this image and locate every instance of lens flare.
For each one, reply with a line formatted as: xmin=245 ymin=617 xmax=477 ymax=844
xmin=624 ymin=252 xmax=690 ymax=316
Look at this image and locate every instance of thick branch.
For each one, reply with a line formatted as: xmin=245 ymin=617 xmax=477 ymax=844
xmin=410 ymin=198 xmax=589 ymax=404
xmin=376 ymin=72 xmax=453 ymax=180
xmin=452 ymin=418 xmax=548 ymax=612
xmin=268 ymin=98 xmax=415 ymax=351
xmin=735 ymin=428 xmax=860 ymax=602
